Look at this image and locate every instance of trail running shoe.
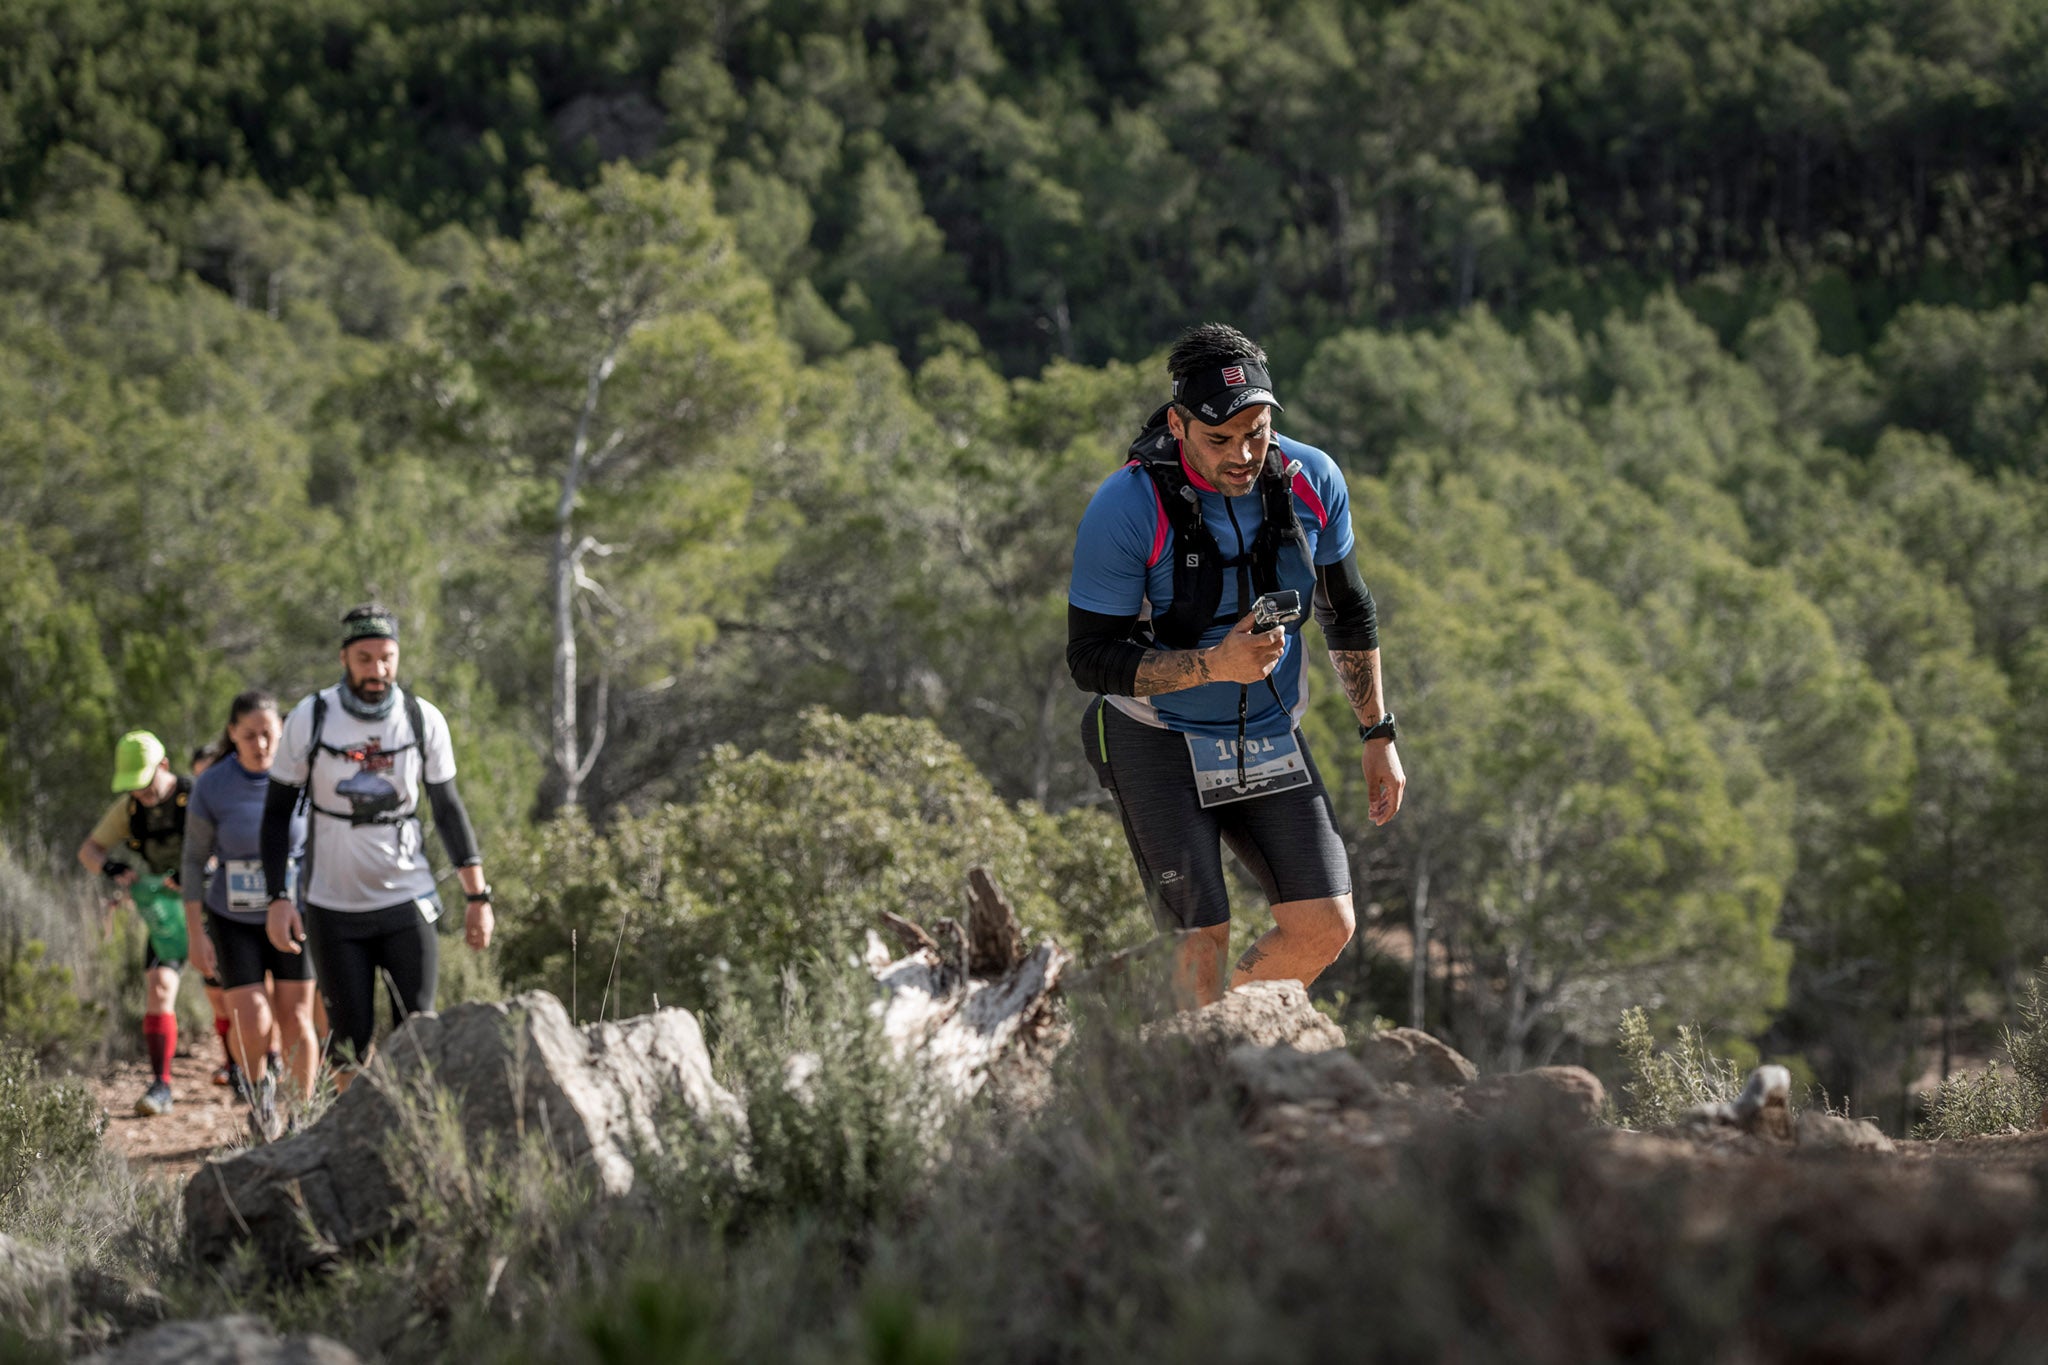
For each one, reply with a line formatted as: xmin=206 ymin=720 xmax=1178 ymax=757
xmin=246 ymin=1073 xmax=283 ymax=1144
xmin=211 ymin=1062 xmax=231 ymax=1086
xmin=134 ymin=1080 xmax=174 ymax=1117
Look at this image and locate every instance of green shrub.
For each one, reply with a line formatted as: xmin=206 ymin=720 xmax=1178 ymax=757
xmin=500 ymin=710 xmax=1144 ymax=1015
xmin=656 ymin=968 xmax=941 ymax=1240
xmin=1916 ymin=1061 xmax=2034 ymax=1140
xmin=1616 ymin=1006 xmax=1747 ymax=1128
xmin=1915 ymin=964 xmax=2048 ymax=1139
xmin=0 ymin=938 xmax=104 ymax=1065
xmin=0 ymin=838 xmax=114 ymax=1065
xmin=0 ymin=1046 xmax=103 ymax=1206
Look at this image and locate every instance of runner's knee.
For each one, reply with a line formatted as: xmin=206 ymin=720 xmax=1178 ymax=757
xmin=1277 ymin=896 xmax=1354 ymax=956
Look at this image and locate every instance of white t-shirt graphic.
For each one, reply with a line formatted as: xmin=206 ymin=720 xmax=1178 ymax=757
xmin=273 ymin=685 xmax=457 ymax=911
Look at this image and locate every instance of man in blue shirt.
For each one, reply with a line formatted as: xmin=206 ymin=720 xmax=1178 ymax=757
xmin=1068 ymin=323 xmax=1405 ymax=1005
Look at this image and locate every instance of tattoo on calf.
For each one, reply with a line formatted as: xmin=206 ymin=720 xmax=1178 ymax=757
xmin=1236 ymin=942 xmax=1268 ymax=974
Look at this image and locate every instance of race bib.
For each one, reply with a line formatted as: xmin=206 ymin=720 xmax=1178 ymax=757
xmin=1187 ymin=729 xmax=1313 ymax=808
xmin=223 ymin=859 xmax=284 ymax=913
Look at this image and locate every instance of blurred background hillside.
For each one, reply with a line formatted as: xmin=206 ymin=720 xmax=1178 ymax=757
xmin=3 ymin=0 xmax=2046 ymax=1128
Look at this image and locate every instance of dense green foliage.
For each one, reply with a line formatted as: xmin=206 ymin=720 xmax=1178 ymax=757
xmin=7 ymin=0 xmax=2048 ymax=372
xmin=502 ymin=710 xmax=1145 ymax=1017
xmin=3 ymin=0 xmax=2047 ymax=1118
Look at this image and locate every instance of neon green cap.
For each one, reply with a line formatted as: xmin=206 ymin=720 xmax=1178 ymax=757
xmin=111 ymin=730 xmax=166 ymax=792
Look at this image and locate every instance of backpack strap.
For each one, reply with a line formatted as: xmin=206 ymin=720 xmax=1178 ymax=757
xmin=405 ymin=692 xmax=427 ymax=766
xmin=125 ymin=775 xmax=190 ymax=872
xmin=293 ymin=693 xmax=329 ymax=819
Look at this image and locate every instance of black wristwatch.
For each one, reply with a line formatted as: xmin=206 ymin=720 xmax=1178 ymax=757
xmin=465 ymin=885 xmax=494 ymax=903
xmin=1358 ymin=712 xmax=1398 ymax=743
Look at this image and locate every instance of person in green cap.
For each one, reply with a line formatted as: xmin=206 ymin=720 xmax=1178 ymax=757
xmin=76 ymin=730 xmax=200 ymax=1116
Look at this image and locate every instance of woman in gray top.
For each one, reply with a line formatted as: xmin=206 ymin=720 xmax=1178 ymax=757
xmin=182 ymin=691 xmax=314 ymax=1140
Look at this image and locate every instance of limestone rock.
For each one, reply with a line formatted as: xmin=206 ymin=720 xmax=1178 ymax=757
xmin=1227 ymin=1044 xmax=1384 ymax=1113
xmin=1353 ymin=1027 xmax=1478 ymax=1089
xmin=1142 ymin=981 xmax=1346 ymax=1060
xmin=1796 ymin=1111 xmax=1895 ymax=1153
xmin=184 ymin=992 xmax=740 ymax=1272
xmin=1461 ymin=1067 xmax=1607 ymax=1129
xmin=75 ymin=1315 xmax=361 ymax=1364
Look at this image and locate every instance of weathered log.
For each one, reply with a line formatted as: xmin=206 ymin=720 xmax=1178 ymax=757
xmin=865 ymin=872 xmax=1069 ymax=1104
xmin=878 ymin=910 xmax=942 ymax=959
xmin=966 ymin=865 xmax=1026 ymax=976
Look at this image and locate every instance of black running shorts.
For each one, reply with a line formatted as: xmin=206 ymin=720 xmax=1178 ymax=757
xmin=204 ymin=910 xmax=316 ymax=990
xmin=1082 ymin=695 xmax=1352 ymax=931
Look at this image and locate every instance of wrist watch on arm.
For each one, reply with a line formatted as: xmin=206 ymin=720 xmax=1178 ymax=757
xmin=1358 ymin=712 xmax=1397 ymax=743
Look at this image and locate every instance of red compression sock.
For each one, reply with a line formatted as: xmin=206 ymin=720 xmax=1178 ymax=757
xmin=214 ymin=1013 xmax=233 ymax=1063
xmin=142 ymin=1012 xmax=176 ymax=1084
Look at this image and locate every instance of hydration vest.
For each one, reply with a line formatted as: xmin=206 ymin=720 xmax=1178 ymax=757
xmin=297 ymin=690 xmax=430 ymax=827
xmin=124 ymin=775 xmax=191 ymax=877
xmin=1123 ymin=405 xmax=1324 ymax=649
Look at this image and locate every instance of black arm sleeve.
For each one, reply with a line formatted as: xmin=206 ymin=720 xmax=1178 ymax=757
xmin=1067 ymin=605 xmax=1149 ymax=696
xmin=1312 ymin=549 xmax=1379 ymax=652
xmin=261 ymin=779 xmax=300 ymax=900
xmin=425 ymin=779 xmax=482 ymax=868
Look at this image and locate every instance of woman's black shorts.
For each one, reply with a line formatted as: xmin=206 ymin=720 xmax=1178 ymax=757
xmin=1082 ymin=696 xmax=1352 ymax=931
xmin=204 ymin=910 xmax=316 ymax=990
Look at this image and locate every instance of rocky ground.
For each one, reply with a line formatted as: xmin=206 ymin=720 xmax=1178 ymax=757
xmin=19 ymin=894 xmax=2048 ymax=1363
xmin=87 ymin=1049 xmax=250 ymax=1181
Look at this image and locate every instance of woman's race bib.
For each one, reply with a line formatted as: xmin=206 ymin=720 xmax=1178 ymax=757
xmin=222 ymin=859 xmax=286 ymax=913
xmin=1186 ymin=729 xmax=1313 ymax=808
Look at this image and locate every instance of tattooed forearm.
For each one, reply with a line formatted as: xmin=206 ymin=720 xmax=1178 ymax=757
xmin=1330 ymin=648 xmax=1384 ymax=722
xmin=1133 ymin=647 xmax=1213 ymax=697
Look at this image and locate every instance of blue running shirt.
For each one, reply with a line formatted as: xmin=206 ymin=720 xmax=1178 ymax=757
xmin=1068 ymin=432 xmax=1354 ymax=740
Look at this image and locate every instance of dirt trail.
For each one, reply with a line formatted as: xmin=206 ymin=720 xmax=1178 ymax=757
xmin=89 ymin=1049 xmax=252 ymax=1180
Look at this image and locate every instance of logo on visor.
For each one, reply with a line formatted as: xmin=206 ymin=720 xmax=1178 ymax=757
xmin=1221 ymin=365 xmax=1246 ymax=386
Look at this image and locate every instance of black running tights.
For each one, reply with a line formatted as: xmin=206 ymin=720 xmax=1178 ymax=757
xmin=303 ymin=898 xmax=439 ymax=1066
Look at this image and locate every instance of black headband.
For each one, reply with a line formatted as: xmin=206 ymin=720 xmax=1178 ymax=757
xmin=1172 ymin=361 xmax=1284 ymax=426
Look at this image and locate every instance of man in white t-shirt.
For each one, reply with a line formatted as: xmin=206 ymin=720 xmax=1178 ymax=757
xmin=260 ymin=602 xmax=496 ymax=1083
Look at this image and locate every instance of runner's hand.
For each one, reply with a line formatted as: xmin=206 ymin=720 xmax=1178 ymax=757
xmin=464 ymin=898 xmax=494 ymax=951
xmin=1204 ymin=613 xmax=1288 ymax=685
xmin=267 ymin=897 xmax=305 ymax=955
xmin=187 ymin=918 xmax=218 ymax=979
xmin=1362 ymin=739 xmax=1406 ymax=826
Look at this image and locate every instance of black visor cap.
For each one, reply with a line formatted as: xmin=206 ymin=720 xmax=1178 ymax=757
xmin=1172 ymin=362 xmax=1284 ymax=427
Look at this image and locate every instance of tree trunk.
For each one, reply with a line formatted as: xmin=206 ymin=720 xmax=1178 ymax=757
xmin=1410 ymin=850 xmax=1432 ymax=1031
xmin=1502 ymin=946 xmax=1531 ymax=1073
xmin=1031 ymin=657 xmax=1063 ymax=808
xmin=552 ymin=349 xmax=617 ymax=807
